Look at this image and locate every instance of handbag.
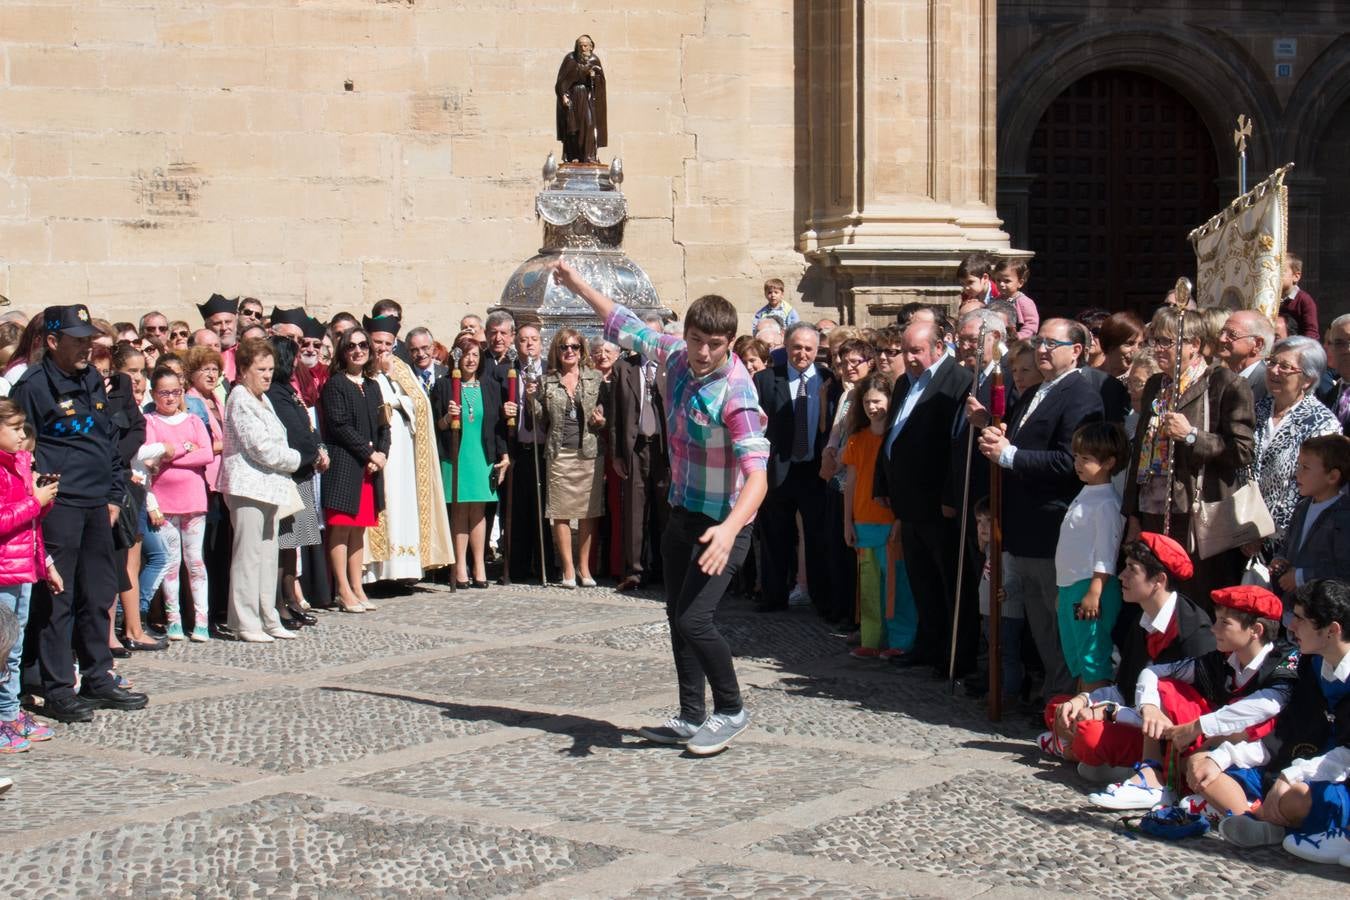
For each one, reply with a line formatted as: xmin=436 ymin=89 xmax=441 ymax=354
xmin=1240 ymin=554 xmax=1272 ymax=589
xmin=1191 ymin=388 xmax=1275 ymax=560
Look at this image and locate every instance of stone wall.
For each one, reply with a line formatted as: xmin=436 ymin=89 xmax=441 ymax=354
xmin=0 ymin=1 xmax=809 ymax=335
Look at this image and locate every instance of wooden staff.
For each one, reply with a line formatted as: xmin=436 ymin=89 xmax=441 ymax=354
xmin=527 ymin=361 xmax=549 ymax=586
xmin=987 ymin=358 xmax=1007 ymax=722
xmin=449 ymin=347 xmax=462 ymax=591
xmin=500 ymin=348 xmax=518 ymax=586
xmin=949 ymin=321 xmax=990 ymax=690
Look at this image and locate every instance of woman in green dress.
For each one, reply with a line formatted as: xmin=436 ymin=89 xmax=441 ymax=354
xmin=432 ymin=333 xmax=511 ymax=588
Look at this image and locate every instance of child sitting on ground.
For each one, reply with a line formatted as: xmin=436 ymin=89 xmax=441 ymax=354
xmin=1219 ymin=578 xmax=1350 ymax=866
xmin=1042 ymin=533 xmax=1215 ymax=774
xmin=1088 ymin=585 xmax=1297 ymax=812
xmin=842 ymin=373 xmax=916 ymax=658
xmin=1056 ymin=422 xmax=1129 ymax=694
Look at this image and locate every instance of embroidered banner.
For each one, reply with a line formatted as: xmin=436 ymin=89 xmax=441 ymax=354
xmin=1188 ymin=164 xmax=1292 ymax=321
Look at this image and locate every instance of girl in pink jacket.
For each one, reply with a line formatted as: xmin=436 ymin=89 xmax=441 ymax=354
xmin=142 ymin=369 xmax=215 ymax=642
xmin=0 ymin=400 xmax=61 ymax=753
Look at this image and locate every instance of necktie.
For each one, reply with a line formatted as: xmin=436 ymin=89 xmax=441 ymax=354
xmin=792 ymin=373 xmax=810 ymax=460
xmin=1336 ymin=381 xmax=1350 ymax=426
xmin=639 ymin=360 xmax=659 ymax=436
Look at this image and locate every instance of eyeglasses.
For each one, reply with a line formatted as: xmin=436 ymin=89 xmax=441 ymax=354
xmin=348 ymin=341 xmax=370 ymax=351
xmin=1148 ymin=337 xmax=1176 ymax=350
xmin=840 ymin=357 xmax=868 ymax=368
xmin=1268 ymin=362 xmax=1303 ymax=376
xmin=1029 ymin=337 xmax=1077 ymax=350
xmin=154 ymin=389 xmax=183 ymax=398
xmin=1218 ymin=328 xmax=1255 ymax=342
xmin=561 ymin=344 xmax=582 ymax=352
xmin=877 ymin=348 xmax=903 ymax=357
xmin=1328 ymin=340 xmax=1350 ymax=351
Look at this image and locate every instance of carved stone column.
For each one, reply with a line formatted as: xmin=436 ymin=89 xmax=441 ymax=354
xmin=799 ymin=0 xmax=1017 ymax=323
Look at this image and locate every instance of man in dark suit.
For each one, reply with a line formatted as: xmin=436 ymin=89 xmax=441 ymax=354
xmin=758 ymin=322 xmax=838 ymax=612
xmin=978 ymin=318 xmax=1105 ymax=698
xmin=1317 ymin=313 xmax=1350 ymax=431
xmin=406 ymin=327 xmax=449 ymax=394
xmin=875 ymin=319 xmax=967 ymax=673
xmin=1218 ymin=309 xmax=1273 ymax=409
xmin=506 ymin=322 xmax=555 ymax=583
xmin=610 ymin=349 xmax=670 ymax=591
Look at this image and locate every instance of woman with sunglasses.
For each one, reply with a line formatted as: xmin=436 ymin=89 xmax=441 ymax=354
xmin=320 ymin=329 xmax=389 ymax=612
xmin=167 ymin=321 xmax=191 ymax=353
xmin=526 ymin=327 xmax=606 ymax=588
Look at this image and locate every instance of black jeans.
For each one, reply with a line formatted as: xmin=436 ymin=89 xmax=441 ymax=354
xmin=662 ymin=506 xmax=752 ymax=722
xmin=23 ymin=503 xmax=118 ymax=699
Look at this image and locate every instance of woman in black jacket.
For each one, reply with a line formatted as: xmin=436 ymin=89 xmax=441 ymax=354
xmin=320 ymin=329 xmax=390 ymax=613
xmin=431 ymin=332 xmax=510 ymax=588
xmin=267 ymin=337 xmax=329 ymax=628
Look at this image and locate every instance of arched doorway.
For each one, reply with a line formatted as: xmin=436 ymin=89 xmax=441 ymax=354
xmin=1026 ymin=70 xmax=1220 ymax=317
xmin=1313 ymin=98 xmax=1350 ymax=321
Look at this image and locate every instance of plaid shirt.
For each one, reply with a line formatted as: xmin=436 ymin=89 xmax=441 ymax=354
xmin=605 ymin=305 xmax=769 ymax=521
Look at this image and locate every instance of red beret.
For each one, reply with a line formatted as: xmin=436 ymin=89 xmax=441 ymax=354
xmin=1137 ymin=532 xmax=1194 ymax=581
xmin=1211 ymin=585 xmax=1282 ymax=620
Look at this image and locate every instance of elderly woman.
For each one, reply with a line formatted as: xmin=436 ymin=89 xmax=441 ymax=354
xmin=588 ymin=335 xmax=623 ymax=579
xmin=218 ymin=338 xmax=302 ymax=643
xmin=1250 ymin=336 xmax=1341 ymax=548
xmin=321 ymin=329 xmax=389 ymax=612
xmin=1124 ymin=307 xmax=1255 ymax=613
xmin=527 ymin=327 xmax=605 ymax=588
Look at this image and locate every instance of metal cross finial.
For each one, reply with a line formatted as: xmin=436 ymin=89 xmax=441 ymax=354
xmin=1234 ymin=115 xmax=1252 ymax=195
xmin=507 ymin=346 xmax=518 ymax=363
xmin=451 ymin=347 xmax=462 ymax=365
xmin=1234 ymin=114 xmax=1252 ymax=154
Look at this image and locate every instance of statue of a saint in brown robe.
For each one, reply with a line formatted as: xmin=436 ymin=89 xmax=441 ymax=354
xmin=555 ymin=34 xmax=608 ymax=163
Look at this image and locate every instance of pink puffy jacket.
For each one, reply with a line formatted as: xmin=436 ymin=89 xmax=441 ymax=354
xmin=0 ymin=448 xmax=46 ymax=585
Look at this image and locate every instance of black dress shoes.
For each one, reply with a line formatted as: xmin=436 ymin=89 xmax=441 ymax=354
xmin=287 ymin=609 xmax=318 ymax=626
xmin=41 ymin=694 xmax=95 ymax=723
xmin=78 ymin=685 xmax=149 ymax=711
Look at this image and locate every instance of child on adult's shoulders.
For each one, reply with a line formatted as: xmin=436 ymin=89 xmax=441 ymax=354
xmin=1268 ymin=434 xmax=1350 ymax=593
xmin=1086 ymin=585 xmax=1296 ymax=815
xmin=994 ymin=259 xmax=1041 ymax=340
xmin=752 ymin=277 xmax=799 ymax=329
xmin=1218 ymin=578 xmax=1350 ymax=866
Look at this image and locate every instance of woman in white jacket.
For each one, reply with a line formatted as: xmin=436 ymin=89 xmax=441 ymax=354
xmin=217 ymin=338 xmax=301 ymax=642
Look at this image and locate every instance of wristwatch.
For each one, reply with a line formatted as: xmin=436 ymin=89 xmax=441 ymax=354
xmin=1184 ymin=426 xmax=1198 ymax=446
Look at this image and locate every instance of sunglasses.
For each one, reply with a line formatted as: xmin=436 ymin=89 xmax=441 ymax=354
xmin=878 ymin=348 xmax=903 ymax=357
xmin=348 ymin=341 xmax=370 ymax=351
xmin=144 ymin=325 xmax=168 ymax=334
xmin=561 ymin=344 xmax=582 ymax=352
xmin=169 ymin=330 xmax=189 ymax=339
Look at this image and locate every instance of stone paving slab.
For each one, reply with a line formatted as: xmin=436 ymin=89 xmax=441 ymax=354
xmin=0 ymin=793 xmax=626 ymax=898
xmin=355 ymin=726 xmax=894 ymax=836
xmin=758 ymin=768 xmax=1343 ymax=899
xmin=58 ymin=684 xmax=529 ymax=774
xmin=556 ymin=612 xmax=843 ymax=667
xmin=148 ymin=622 xmax=462 ymax=674
xmin=355 ymin=645 xmax=674 ymax=709
xmin=0 ymin=752 xmax=231 ymax=837
xmin=113 ymin=662 xmax=238 ymax=696
xmin=620 ymin=863 xmax=921 ymax=898
xmin=371 ymin=590 xmax=661 ymax=637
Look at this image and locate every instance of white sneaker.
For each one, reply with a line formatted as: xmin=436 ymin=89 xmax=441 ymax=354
xmin=0 ymin=776 xmax=11 ymax=797
xmin=1218 ymin=813 xmax=1285 ymax=847
xmin=788 ymin=585 xmax=811 ymax=607
xmin=1283 ymin=829 xmax=1350 ymax=865
xmin=1089 ymin=778 xmax=1173 ymax=811
xmin=1077 ymin=762 xmax=1136 ymax=784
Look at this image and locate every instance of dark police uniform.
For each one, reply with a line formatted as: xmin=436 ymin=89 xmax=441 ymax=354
xmin=10 ymin=307 xmax=136 ymax=713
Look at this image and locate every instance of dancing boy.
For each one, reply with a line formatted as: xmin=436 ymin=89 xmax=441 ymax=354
xmin=551 ymin=260 xmax=769 ymax=756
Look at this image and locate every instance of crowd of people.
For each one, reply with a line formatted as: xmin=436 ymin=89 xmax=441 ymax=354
xmin=0 ymin=249 xmax=1345 ymax=867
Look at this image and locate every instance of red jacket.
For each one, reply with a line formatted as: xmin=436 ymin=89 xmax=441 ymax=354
xmin=0 ymin=448 xmax=47 ymax=585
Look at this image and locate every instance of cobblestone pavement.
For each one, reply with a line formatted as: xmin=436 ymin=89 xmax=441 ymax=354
xmin=2 ymin=583 xmax=1347 ymax=897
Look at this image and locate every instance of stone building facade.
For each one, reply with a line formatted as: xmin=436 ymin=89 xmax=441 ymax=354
xmin=997 ymin=1 xmax=1350 ymax=321
xmin=0 ymin=1 xmax=1010 ymax=333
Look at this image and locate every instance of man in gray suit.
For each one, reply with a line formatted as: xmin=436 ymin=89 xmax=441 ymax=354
xmin=1218 ymin=309 xmax=1274 ymax=408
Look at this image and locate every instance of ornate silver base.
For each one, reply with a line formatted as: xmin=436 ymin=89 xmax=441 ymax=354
xmin=495 ymin=160 xmax=669 ymax=342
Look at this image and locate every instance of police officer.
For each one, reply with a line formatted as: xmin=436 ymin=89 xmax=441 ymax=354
xmin=11 ymin=305 xmax=149 ymax=722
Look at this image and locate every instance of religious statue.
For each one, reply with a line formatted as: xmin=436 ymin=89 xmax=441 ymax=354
xmin=555 ymin=34 xmax=608 ymax=164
